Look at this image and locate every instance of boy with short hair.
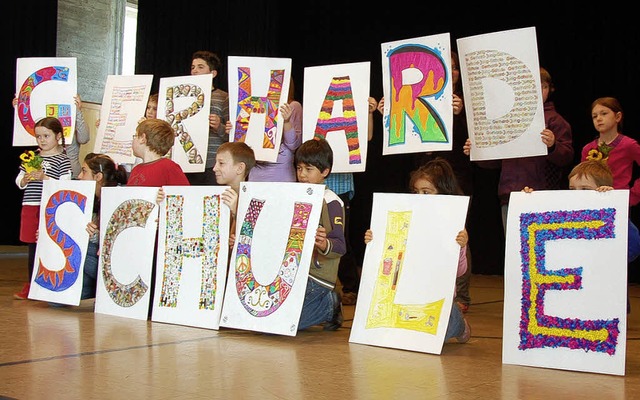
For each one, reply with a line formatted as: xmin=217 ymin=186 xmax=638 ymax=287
xmin=127 ymin=119 xmax=190 ymax=187
xmin=213 ymin=141 xmax=256 ymax=219
xmin=294 ymin=138 xmax=346 ymax=331
xmin=189 ymin=50 xmax=230 ymax=186
xmin=526 ymin=159 xmax=640 ymax=261
xmin=567 ymin=160 xmax=640 ymax=263
xmin=525 ymin=159 xmax=640 ymax=312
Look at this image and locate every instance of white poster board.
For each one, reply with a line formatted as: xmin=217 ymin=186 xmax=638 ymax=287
xmin=220 ymin=181 xmax=324 ymax=336
xmin=28 ymin=180 xmax=95 ymax=305
xmin=227 ymin=56 xmax=292 ymax=163
xmin=503 ymin=190 xmax=629 ymax=376
xmin=379 ymin=33 xmax=453 ymax=156
xmin=13 ymin=57 xmax=77 ymax=146
xmin=93 ymin=75 xmax=153 ymax=165
xmin=349 ymin=192 xmax=469 ymax=354
xmin=302 ymin=61 xmax=371 ymax=172
xmin=151 ymin=185 xmax=231 ymax=330
xmin=157 ymin=74 xmax=212 ymax=172
xmin=94 ymin=186 xmax=159 ymax=320
xmin=457 ymin=26 xmax=545 ymax=161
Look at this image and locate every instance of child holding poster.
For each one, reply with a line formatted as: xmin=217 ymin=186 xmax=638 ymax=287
xmin=294 ymin=138 xmax=347 ymax=331
xmin=212 ymin=141 xmax=256 ymax=247
xmin=248 ymin=77 xmax=302 ymax=183
xmin=524 ymin=159 xmax=640 ymax=312
xmin=568 ymin=160 xmax=640 ymax=264
xmin=463 ymin=67 xmax=574 ymax=231
xmin=14 ymin=117 xmax=72 ymax=300
xmin=378 ymin=53 xmax=473 ymax=312
xmin=127 ymin=119 xmax=190 ymax=187
xmin=188 ymin=50 xmax=229 ymax=186
xmin=363 ymin=158 xmax=471 ymax=343
xmin=13 ymin=94 xmax=90 ymax=179
xmin=77 ymin=153 xmax=128 ymax=300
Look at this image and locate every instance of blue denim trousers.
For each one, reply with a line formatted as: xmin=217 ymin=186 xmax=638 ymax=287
xmin=81 ymin=241 xmax=99 ymax=300
xmin=445 ymin=301 xmax=465 ymax=340
xmin=297 ymin=279 xmax=334 ymax=330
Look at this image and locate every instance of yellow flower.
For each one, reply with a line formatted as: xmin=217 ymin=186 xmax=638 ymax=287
xmin=587 ymin=148 xmax=603 ymax=161
xmin=586 ymin=141 xmax=614 ymax=162
xmin=20 ymin=150 xmax=43 ymax=173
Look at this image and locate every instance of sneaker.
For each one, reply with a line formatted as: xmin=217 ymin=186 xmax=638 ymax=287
xmin=457 ymin=319 xmax=471 ymax=343
xmin=457 ymin=302 xmax=469 ymax=313
xmin=342 ymin=291 xmax=357 ymax=305
xmin=13 ymin=283 xmax=30 ymax=300
xmin=324 ymin=291 xmax=343 ymax=331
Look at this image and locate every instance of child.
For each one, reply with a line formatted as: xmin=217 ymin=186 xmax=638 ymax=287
xmin=525 ymin=159 xmax=640 ymax=312
xmin=127 ymin=118 xmax=190 ymax=187
xmin=328 ymin=96 xmax=377 ymax=307
xmin=188 ymin=50 xmax=229 ymax=186
xmin=387 ymin=53 xmax=474 ymax=311
xmin=77 ymin=153 xmax=128 ymax=300
xmin=144 ymin=93 xmax=158 ymax=120
xmin=14 ymin=117 xmax=72 ymax=300
xmin=567 ymin=160 xmax=640 ymax=263
xmin=13 ymin=94 xmax=90 ymax=179
xmin=363 ymin=158 xmax=472 ymax=343
xmin=294 ymin=138 xmax=347 ymax=331
xmin=248 ymin=77 xmax=302 ymax=183
xmin=463 ymin=67 xmax=573 ymax=231
xmin=248 ymin=101 xmax=301 ymax=182
xmin=212 ymin=141 xmax=256 ymax=244
xmin=127 ymin=119 xmax=188 ymax=318
xmin=127 ymin=93 xmax=160 ymax=172
xmin=582 ymin=97 xmax=640 ymax=207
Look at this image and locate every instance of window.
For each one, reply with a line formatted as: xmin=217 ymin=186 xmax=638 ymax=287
xmin=122 ymin=3 xmax=138 ymax=75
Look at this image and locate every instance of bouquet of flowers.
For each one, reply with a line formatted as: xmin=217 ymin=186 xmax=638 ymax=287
xmin=20 ymin=150 xmax=43 ymax=173
xmin=586 ymin=142 xmax=614 ymax=162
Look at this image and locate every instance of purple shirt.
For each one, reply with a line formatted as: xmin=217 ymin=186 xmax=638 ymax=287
xmin=249 ymin=101 xmax=302 ymax=182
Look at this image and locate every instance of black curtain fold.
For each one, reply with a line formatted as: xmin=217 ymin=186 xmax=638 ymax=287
xmin=134 ymin=1 xmax=640 ymax=276
xmin=135 ymin=1 xmax=282 ymax=93
xmin=4 ymin=2 xmax=639 ymax=278
xmin=2 ymin=2 xmax=58 ymax=245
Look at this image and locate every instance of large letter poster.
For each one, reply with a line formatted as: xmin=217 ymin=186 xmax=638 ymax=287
xmin=220 ymin=181 xmax=324 ymax=336
xmin=13 ymin=57 xmax=77 ymax=146
xmin=503 ymin=190 xmax=629 ymax=376
xmin=349 ymin=192 xmax=469 ymax=355
xmin=457 ymin=27 xmax=545 ymax=161
xmin=379 ymin=33 xmax=453 ymax=156
xmin=156 ymin=74 xmax=212 ymax=172
xmin=227 ymin=56 xmax=291 ymax=163
xmin=94 ymin=186 xmax=159 ymax=321
xmin=302 ymin=61 xmax=371 ymax=173
xmin=93 ymin=75 xmax=153 ymax=165
xmin=28 ymin=180 xmax=95 ymax=305
xmin=152 ymin=185 xmax=231 ymax=330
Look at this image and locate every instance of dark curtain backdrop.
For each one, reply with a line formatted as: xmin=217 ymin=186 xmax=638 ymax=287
xmin=136 ymin=1 xmax=640 ymax=277
xmin=4 ymin=2 xmax=639 ymax=278
xmin=2 ymin=2 xmax=58 ymax=246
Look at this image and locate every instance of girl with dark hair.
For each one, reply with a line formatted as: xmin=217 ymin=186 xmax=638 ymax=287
xmin=76 ymin=153 xmax=128 ymax=299
xmin=14 ymin=117 xmax=72 ymax=300
xmin=364 ymin=157 xmax=472 ymax=343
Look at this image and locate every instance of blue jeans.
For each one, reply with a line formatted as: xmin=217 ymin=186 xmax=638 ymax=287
xmin=501 ymin=204 xmax=508 ymax=234
xmin=82 ymin=241 xmax=99 ymax=300
xmin=298 ymin=279 xmax=335 ymax=330
xmin=445 ymin=301 xmax=465 ymax=340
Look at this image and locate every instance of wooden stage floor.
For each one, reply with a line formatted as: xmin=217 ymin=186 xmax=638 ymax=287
xmin=1 ymin=247 xmax=640 ymax=399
